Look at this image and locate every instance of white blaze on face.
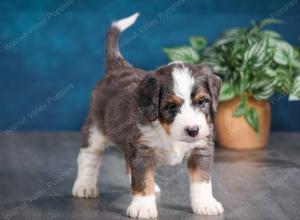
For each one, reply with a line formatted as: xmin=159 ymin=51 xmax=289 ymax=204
xmin=171 ymin=66 xmax=210 ymax=142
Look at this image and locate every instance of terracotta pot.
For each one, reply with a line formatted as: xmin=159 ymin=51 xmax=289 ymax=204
xmin=215 ymin=96 xmax=271 ymax=150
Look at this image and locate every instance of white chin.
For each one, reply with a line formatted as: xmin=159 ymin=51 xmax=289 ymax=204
xmin=176 ymin=136 xmax=202 ymax=143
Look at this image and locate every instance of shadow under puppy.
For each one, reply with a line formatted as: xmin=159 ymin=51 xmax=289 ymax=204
xmin=72 ymin=13 xmax=223 ymax=219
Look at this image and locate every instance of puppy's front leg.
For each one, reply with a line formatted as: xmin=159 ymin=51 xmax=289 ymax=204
xmin=126 ymin=144 xmax=157 ymax=219
xmin=187 ymin=147 xmax=223 ymax=215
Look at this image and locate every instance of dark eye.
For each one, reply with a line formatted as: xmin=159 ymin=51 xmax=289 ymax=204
xmin=198 ymin=98 xmax=208 ymax=108
xmin=165 ymin=103 xmax=177 ymax=111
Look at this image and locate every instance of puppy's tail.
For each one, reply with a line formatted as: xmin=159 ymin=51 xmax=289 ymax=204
xmin=105 ymin=12 xmax=139 ymax=71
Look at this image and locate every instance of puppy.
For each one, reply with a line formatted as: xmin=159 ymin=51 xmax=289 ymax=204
xmin=72 ymin=13 xmax=223 ymax=219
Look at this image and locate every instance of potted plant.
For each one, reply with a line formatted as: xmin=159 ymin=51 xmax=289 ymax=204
xmin=164 ymin=19 xmax=300 ymax=150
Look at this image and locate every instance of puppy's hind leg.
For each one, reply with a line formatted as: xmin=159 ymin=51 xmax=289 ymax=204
xmin=72 ymin=124 xmax=109 ymax=198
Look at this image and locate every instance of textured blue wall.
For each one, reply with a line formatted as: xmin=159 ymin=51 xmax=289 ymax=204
xmin=1 ymin=0 xmax=300 ymax=132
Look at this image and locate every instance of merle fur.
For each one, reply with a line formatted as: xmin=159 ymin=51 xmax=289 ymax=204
xmin=81 ymin=25 xmax=221 ymax=194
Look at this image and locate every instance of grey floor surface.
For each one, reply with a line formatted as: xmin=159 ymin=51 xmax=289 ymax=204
xmin=0 ymin=132 xmax=299 ymax=220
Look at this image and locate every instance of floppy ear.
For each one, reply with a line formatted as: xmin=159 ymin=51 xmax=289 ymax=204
xmin=207 ymin=72 xmax=222 ymax=113
xmin=135 ymin=73 xmax=160 ymax=121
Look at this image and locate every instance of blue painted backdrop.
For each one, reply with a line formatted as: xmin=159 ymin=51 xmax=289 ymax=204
xmin=1 ymin=0 xmax=300 ymax=132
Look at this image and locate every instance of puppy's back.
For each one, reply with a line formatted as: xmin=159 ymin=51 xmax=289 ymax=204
xmin=88 ymin=13 xmax=147 ymax=146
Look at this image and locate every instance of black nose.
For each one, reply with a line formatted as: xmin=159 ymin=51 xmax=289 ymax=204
xmin=185 ymin=126 xmax=199 ymax=137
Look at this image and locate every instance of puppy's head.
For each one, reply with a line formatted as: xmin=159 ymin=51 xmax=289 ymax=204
xmin=136 ymin=62 xmax=221 ymax=143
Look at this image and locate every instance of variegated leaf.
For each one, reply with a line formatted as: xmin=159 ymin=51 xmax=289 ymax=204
xmin=273 ymin=41 xmax=294 ymax=65
xmin=163 ymin=47 xmax=200 ymax=64
xmin=219 ymin=83 xmax=235 ymax=101
xmin=289 ymin=75 xmax=300 ymax=100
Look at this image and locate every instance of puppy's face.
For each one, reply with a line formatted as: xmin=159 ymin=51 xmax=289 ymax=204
xmin=136 ymin=63 xmax=221 ymax=143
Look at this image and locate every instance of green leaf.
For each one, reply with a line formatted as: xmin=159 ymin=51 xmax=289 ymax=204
xmin=222 ymin=28 xmax=247 ymax=38
xmin=232 ymin=43 xmax=247 ymax=62
xmin=219 ymin=83 xmax=235 ymax=101
xmin=260 ymin=30 xmax=281 ymax=38
xmin=273 ymin=41 xmax=295 ymax=65
xmin=163 ymin=47 xmax=200 ymax=64
xmin=244 ymin=108 xmax=259 ymax=133
xmin=252 ymin=18 xmax=283 ymax=31
xmin=214 ymin=37 xmax=236 ymax=46
xmin=244 ymin=37 xmax=268 ymax=67
xmin=264 ymin=67 xmax=277 ymax=77
xmin=233 ymin=97 xmax=248 ymax=117
xmin=274 ymin=68 xmax=292 ymax=93
xmin=291 ymin=59 xmax=300 ymax=69
xmin=251 ymin=78 xmax=276 ymax=100
xmin=189 ymin=36 xmax=207 ymax=50
xmin=289 ymin=75 xmax=300 ymax=100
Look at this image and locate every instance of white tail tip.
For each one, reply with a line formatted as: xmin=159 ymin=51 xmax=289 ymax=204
xmin=112 ymin=12 xmax=139 ymax=32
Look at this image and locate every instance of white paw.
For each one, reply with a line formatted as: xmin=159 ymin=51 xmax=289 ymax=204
xmin=72 ymin=179 xmax=99 ymax=198
xmin=126 ymin=195 xmax=157 ymax=219
xmin=154 ymin=182 xmax=161 ymax=194
xmin=192 ymin=197 xmax=224 ymax=215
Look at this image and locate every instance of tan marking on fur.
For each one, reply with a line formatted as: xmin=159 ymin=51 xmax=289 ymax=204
xmin=167 ymin=95 xmax=184 ymax=106
xmin=159 ymin=118 xmax=171 ymax=135
xmin=132 ymin=168 xmax=155 ymax=196
xmin=194 ymin=91 xmax=211 ymax=123
xmin=157 ymin=95 xmax=183 ymax=136
xmin=125 ymin=157 xmax=131 ymax=175
xmin=188 ymin=168 xmax=204 ymax=183
xmin=194 ymin=91 xmax=209 ymax=103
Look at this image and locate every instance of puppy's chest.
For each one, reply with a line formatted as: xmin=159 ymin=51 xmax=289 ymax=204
xmin=155 ymin=141 xmax=195 ymax=165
